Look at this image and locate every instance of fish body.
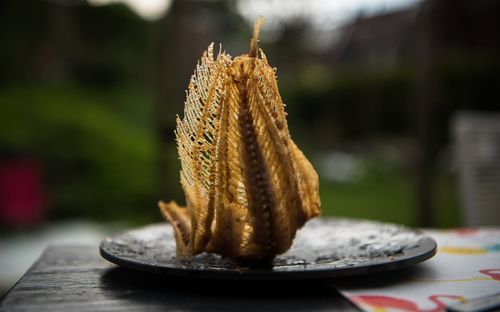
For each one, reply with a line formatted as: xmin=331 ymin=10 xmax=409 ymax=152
xmin=160 ymin=18 xmax=320 ymax=264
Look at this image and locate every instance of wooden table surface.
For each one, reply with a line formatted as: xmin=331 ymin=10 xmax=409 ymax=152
xmin=0 ymin=245 xmax=360 ymax=312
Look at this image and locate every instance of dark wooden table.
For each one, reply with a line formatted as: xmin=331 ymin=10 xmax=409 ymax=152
xmin=0 ymin=245 xmax=360 ymax=312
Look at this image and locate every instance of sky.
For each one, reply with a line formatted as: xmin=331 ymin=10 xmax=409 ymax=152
xmin=87 ymin=0 xmax=173 ymax=20
xmin=237 ymin=0 xmax=421 ymax=30
xmin=87 ymin=0 xmax=422 ymax=24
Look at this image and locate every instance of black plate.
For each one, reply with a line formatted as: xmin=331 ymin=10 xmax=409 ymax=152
xmin=100 ymin=218 xmax=436 ymax=280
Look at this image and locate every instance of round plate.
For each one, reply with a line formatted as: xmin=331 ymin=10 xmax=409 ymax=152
xmin=100 ymin=218 xmax=436 ymax=280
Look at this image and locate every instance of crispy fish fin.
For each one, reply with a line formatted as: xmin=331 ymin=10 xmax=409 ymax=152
xmin=158 ymin=200 xmax=192 ymax=258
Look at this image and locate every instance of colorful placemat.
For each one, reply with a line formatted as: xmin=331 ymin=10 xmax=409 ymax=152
xmin=335 ymin=227 xmax=500 ymax=312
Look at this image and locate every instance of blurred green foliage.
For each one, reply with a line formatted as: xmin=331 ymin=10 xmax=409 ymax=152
xmin=1 ymin=57 xmax=494 ymax=227
xmin=0 ymin=84 xmax=157 ymax=224
xmin=320 ymin=162 xmax=460 ymax=228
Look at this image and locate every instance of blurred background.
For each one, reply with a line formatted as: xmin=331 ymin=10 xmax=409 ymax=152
xmin=0 ymin=0 xmax=499 ymax=295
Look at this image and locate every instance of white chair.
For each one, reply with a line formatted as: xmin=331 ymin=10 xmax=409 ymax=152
xmin=453 ymin=111 xmax=500 ymax=226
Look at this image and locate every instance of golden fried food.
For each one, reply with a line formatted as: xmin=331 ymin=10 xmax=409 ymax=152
xmin=159 ymin=17 xmax=320 ymax=264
